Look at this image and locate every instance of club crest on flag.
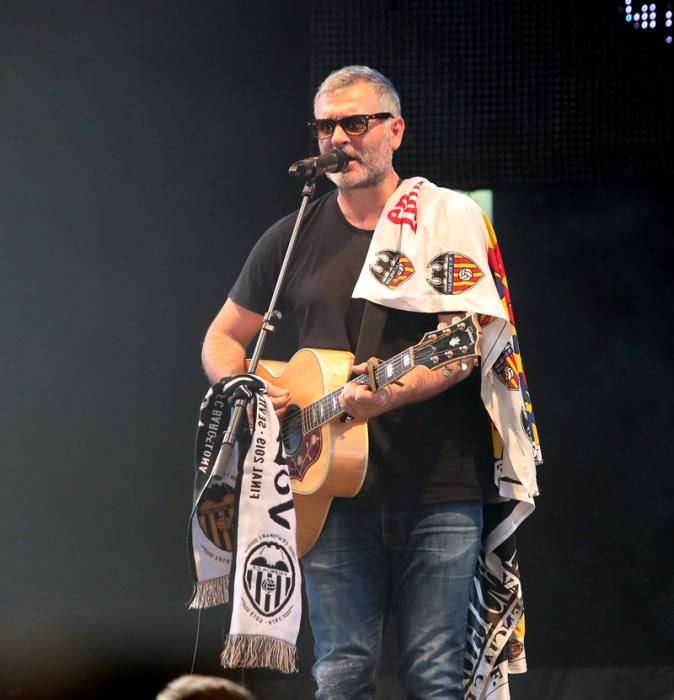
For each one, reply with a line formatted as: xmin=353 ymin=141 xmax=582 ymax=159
xmin=492 ymin=342 xmax=520 ymax=391
xmin=197 ymin=482 xmax=236 ymax=552
xmin=243 ymin=540 xmax=297 ymax=619
xmin=508 ymin=639 xmax=524 ymax=660
xmin=369 ymin=250 xmax=415 ymax=288
xmin=426 ymin=252 xmax=484 ymax=295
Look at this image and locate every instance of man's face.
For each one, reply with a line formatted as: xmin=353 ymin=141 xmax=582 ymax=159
xmin=314 ymin=81 xmax=404 ymax=190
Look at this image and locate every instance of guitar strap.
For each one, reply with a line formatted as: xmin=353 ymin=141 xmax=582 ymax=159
xmin=354 ymin=300 xmax=388 ymax=365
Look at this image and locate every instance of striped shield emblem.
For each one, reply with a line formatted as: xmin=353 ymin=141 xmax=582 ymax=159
xmin=426 ymin=252 xmax=484 ymax=295
xmin=370 ymin=249 xmax=415 ymax=288
xmin=197 ymin=484 xmax=236 ymax=552
xmin=243 ymin=541 xmax=296 ymax=618
xmin=492 ymin=342 xmax=520 ymax=391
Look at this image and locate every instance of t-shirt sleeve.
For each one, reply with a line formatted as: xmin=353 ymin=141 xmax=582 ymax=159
xmin=228 ymin=214 xmax=294 ymax=314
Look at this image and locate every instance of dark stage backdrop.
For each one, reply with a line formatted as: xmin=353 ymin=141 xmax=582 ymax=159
xmin=0 ymin=1 xmax=311 ymax=697
xmin=1 ymin=2 xmax=673 ymax=700
xmin=310 ymin=0 xmax=674 ymax=188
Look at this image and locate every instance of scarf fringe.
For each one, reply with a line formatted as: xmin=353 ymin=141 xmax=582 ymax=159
xmin=220 ymin=634 xmax=298 ymax=674
xmin=188 ymin=575 xmax=229 ymax=609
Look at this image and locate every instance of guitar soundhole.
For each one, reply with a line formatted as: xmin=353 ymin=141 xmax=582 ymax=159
xmin=281 ymin=404 xmax=303 ymax=456
xmin=282 ymin=405 xmax=322 ymax=482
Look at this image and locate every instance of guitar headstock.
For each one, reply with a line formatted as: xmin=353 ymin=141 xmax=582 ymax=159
xmin=412 ymin=314 xmax=483 ymax=371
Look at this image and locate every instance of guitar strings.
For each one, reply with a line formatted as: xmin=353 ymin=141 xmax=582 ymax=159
xmin=278 ymin=352 xmax=408 ymax=442
xmin=276 ymin=325 xmax=472 ymax=443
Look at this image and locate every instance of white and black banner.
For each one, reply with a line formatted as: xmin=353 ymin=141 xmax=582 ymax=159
xmin=188 ymin=375 xmax=301 ymax=673
xmin=222 ymin=386 xmax=301 ymax=673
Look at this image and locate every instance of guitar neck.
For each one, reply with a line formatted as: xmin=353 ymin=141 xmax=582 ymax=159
xmin=301 ymin=349 xmax=414 ymax=432
xmin=298 ymin=314 xmax=482 ymax=434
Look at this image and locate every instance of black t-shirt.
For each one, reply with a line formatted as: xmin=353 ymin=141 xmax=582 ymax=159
xmin=230 ymin=190 xmax=492 ymax=504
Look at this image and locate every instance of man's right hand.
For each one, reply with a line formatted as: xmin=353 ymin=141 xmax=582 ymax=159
xmin=246 ymin=381 xmax=289 ymax=426
xmin=266 ymin=383 xmax=290 ymax=418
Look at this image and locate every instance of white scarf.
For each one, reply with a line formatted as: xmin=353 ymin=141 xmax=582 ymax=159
xmin=189 ymin=375 xmax=301 ymax=673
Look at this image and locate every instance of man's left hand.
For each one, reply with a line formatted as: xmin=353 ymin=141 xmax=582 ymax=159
xmin=339 ymin=362 xmax=393 ymax=419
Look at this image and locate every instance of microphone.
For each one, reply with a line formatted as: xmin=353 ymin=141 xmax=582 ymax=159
xmin=288 ymin=149 xmax=350 ymax=178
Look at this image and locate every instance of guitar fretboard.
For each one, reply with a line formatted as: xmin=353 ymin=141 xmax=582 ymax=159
xmin=301 ymin=349 xmax=414 ymax=433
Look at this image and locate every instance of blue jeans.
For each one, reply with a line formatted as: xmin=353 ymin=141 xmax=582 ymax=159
xmin=301 ymin=498 xmax=483 ymax=700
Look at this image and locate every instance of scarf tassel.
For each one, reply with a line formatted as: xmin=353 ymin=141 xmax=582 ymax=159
xmin=221 ymin=634 xmax=298 ymax=674
xmin=188 ymin=575 xmax=229 ymax=609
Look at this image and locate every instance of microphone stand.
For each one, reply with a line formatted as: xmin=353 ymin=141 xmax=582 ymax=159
xmin=199 ymin=151 xmax=346 ymax=492
xmin=189 ymin=176 xmax=317 ymax=683
xmin=209 ymin=176 xmax=316 ymax=482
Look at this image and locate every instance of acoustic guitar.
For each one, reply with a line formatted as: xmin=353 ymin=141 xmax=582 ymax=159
xmin=251 ymin=314 xmax=482 ymax=556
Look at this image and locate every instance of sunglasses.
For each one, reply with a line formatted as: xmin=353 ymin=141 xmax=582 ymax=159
xmin=308 ymin=113 xmax=393 ymax=140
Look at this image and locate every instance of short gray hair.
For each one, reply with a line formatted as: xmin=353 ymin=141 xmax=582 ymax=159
xmin=314 ymin=65 xmax=401 ymax=117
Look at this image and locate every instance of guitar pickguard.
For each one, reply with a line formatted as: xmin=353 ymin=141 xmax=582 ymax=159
xmin=287 ymin=428 xmax=322 ymax=482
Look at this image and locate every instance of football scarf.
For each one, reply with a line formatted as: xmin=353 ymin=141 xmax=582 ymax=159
xmin=352 ymin=178 xmax=542 ymax=700
xmin=188 ymin=375 xmax=301 ymax=673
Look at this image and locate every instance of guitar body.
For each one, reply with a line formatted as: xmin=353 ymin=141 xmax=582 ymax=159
xmin=252 ymin=349 xmax=368 ymax=557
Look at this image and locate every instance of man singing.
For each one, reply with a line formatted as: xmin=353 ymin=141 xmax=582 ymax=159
xmin=202 ymin=65 xmax=540 ymax=700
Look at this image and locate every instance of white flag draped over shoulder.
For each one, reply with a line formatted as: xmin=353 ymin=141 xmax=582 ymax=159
xmin=353 ymin=178 xmax=542 ymax=699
